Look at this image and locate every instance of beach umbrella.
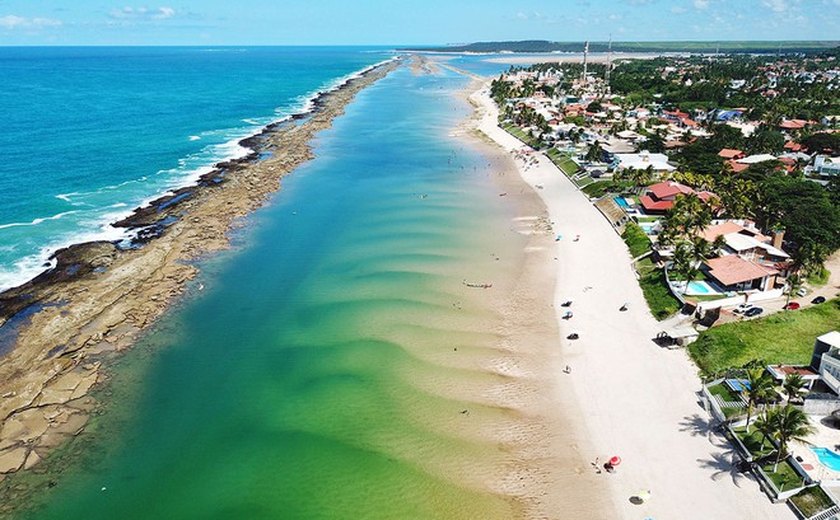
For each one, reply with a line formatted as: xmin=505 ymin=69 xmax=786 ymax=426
xmin=609 ymin=455 xmax=622 ymax=466
xmin=636 ymin=490 xmax=652 ymax=503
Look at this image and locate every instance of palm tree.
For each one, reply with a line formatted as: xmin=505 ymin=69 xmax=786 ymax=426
xmin=785 ymin=274 xmax=803 ymax=307
xmin=771 ymin=404 xmax=815 ymax=472
xmin=782 ymin=374 xmax=807 ymax=404
xmin=672 ymin=241 xmax=699 ymax=295
xmin=753 ymin=411 xmax=777 ymax=458
xmin=744 ymin=368 xmax=774 ymax=432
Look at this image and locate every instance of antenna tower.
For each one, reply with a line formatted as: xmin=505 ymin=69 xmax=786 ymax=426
xmin=582 ymin=41 xmax=589 ymax=82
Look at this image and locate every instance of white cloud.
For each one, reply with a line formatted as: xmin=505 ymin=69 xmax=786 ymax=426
xmin=762 ymin=0 xmax=789 ymax=12
xmin=671 ymin=6 xmax=688 ymax=13
xmin=694 ymin=0 xmax=710 ymax=9
xmin=109 ymin=6 xmax=177 ymax=20
xmin=0 ymin=14 xmax=62 ymax=29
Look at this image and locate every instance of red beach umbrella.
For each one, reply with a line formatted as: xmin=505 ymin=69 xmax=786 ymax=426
xmin=609 ymin=456 xmax=622 ymax=466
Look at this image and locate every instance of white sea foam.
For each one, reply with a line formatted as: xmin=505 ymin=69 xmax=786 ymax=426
xmin=189 ymin=135 xmax=201 ymax=141
xmin=0 ymin=211 xmax=80 ymax=231
xmin=0 ymin=58 xmax=397 ymax=293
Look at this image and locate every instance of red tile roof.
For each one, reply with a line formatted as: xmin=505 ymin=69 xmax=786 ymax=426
xmin=706 ymin=256 xmax=779 ymax=286
xmin=718 ymin=148 xmax=744 ymax=159
xmin=639 ymin=195 xmax=674 ymax=212
xmin=647 ymin=181 xmax=694 ymax=200
xmin=784 ymin=141 xmax=802 ymax=151
xmin=726 ymin=159 xmax=750 ymax=173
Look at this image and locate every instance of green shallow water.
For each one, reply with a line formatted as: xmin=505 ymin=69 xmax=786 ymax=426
xmin=14 ymin=66 xmax=531 ymax=519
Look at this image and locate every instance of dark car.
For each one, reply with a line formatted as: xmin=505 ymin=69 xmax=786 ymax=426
xmin=744 ymin=307 xmax=764 ymax=317
xmin=784 ymin=302 xmax=801 ymax=310
xmin=812 ymin=296 xmax=827 ymax=304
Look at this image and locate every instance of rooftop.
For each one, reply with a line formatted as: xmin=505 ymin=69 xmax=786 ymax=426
xmin=705 ymin=255 xmax=778 ymax=286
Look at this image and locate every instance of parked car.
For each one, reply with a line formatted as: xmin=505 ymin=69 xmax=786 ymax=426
xmin=796 ymin=287 xmax=808 ymax=297
xmin=812 ymin=296 xmax=827 ymax=304
xmin=733 ymin=303 xmax=754 ymax=314
xmin=784 ymin=302 xmax=801 ymax=310
xmin=744 ymin=307 xmax=764 ymax=317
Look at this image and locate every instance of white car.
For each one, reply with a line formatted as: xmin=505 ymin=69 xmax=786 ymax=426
xmin=796 ymin=287 xmax=808 ymax=297
xmin=733 ymin=303 xmax=754 ymax=314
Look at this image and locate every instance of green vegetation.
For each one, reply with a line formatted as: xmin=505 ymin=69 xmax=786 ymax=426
xmin=760 ymin=459 xmax=805 ymax=493
xmin=790 ymin=486 xmax=837 ymax=518
xmin=412 ymin=40 xmax=840 ymax=54
xmin=636 ymin=257 xmax=682 ymax=320
xmin=732 ymin=426 xmax=775 ymax=458
xmin=545 ymin=148 xmax=580 ymax=176
xmin=501 ymin=123 xmax=541 ymax=149
xmin=621 ymin=222 xmax=652 ymax=258
xmin=689 ymin=299 xmax=840 ymax=375
xmin=707 ymin=383 xmax=745 ymax=419
xmin=806 ymin=266 xmax=830 ymax=286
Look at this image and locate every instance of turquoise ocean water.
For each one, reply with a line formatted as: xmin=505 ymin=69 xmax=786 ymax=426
xmin=4 ymin=50 xmax=539 ymax=518
xmin=0 ymin=47 xmax=387 ymax=290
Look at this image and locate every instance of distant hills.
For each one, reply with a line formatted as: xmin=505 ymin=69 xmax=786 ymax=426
xmin=408 ymin=40 xmax=840 ymax=54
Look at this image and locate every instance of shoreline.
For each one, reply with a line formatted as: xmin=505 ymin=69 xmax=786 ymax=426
xmin=0 ymin=58 xmax=401 ymax=486
xmin=469 ymin=82 xmax=793 ymax=518
xmin=449 ymin=70 xmax=617 ymax=518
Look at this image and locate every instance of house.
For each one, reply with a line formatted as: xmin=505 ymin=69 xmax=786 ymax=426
xmin=718 ymin=148 xmax=745 ymax=160
xmin=735 ymin=154 xmax=778 ymax=166
xmin=614 ymin=151 xmax=676 ymax=174
xmin=812 ymin=331 xmax=840 ymax=395
xmin=812 ymin=155 xmax=840 ymax=177
xmin=703 ymin=255 xmax=780 ymax=292
xmin=784 ymin=140 xmax=803 ymax=152
xmin=725 ymin=160 xmax=750 ymax=173
xmin=639 ymin=181 xmax=715 ymax=214
xmin=779 ymin=119 xmax=815 ymax=130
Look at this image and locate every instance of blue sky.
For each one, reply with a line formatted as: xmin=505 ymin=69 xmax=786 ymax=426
xmin=1 ymin=0 xmax=839 ymax=45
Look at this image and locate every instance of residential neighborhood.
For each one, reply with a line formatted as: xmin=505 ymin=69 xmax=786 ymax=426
xmin=490 ymin=48 xmax=840 ymax=519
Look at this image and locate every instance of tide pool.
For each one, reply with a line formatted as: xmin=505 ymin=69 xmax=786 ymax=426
xmin=11 ymin=64 xmax=533 ymax=519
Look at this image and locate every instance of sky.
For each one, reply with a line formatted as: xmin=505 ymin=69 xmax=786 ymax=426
xmin=0 ymin=0 xmax=839 ymax=46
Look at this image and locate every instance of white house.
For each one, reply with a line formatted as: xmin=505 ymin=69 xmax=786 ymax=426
xmin=613 ymin=151 xmax=676 ymax=173
xmin=814 ymin=331 xmax=840 ymax=395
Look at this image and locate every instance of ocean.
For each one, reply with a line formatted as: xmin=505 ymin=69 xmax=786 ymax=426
xmin=0 ymin=46 xmax=388 ymax=291
xmin=4 ymin=50 xmax=543 ymax=518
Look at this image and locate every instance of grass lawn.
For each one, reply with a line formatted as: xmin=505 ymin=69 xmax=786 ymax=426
xmin=688 ymin=299 xmax=840 ymax=375
xmin=732 ymin=426 xmax=776 ymax=458
xmin=502 ymin=123 xmax=541 ymax=149
xmin=545 ymin=148 xmax=581 ymax=177
xmin=807 ymin=266 xmax=830 ymax=286
xmin=708 ymin=383 xmax=745 ymax=419
xmin=790 ymin=486 xmax=837 ymax=518
xmin=636 ymin=257 xmax=682 ymax=320
xmin=621 ymin=222 xmax=652 ymax=258
xmin=760 ymin=459 xmax=805 ymax=493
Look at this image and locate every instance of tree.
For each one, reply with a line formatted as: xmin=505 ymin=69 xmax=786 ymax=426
xmin=753 ymin=411 xmax=777 ymax=456
xmin=801 ymin=132 xmax=840 ymax=154
xmin=659 ymin=194 xmax=713 ymax=246
xmin=747 ymin=128 xmax=785 ymax=155
xmin=744 ymin=368 xmax=775 ymax=432
xmin=756 ymin=174 xmax=840 ymax=270
xmin=769 ymin=405 xmax=815 ymax=471
xmin=672 ymin=241 xmax=699 ymax=295
xmin=585 ymin=141 xmax=604 ymax=162
xmin=586 ymin=101 xmax=603 ymax=113
xmin=782 ymin=374 xmax=807 ymax=404
xmin=785 ymin=274 xmax=803 ymax=306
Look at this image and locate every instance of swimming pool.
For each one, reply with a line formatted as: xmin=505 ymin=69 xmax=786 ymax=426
xmin=613 ymin=196 xmax=630 ymax=209
xmin=812 ymin=447 xmax=840 ymax=471
xmin=687 ymin=281 xmax=714 ymax=295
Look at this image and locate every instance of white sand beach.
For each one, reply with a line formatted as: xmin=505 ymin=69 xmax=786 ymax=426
xmin=471 ymin=85 xmax=793 ymax=519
